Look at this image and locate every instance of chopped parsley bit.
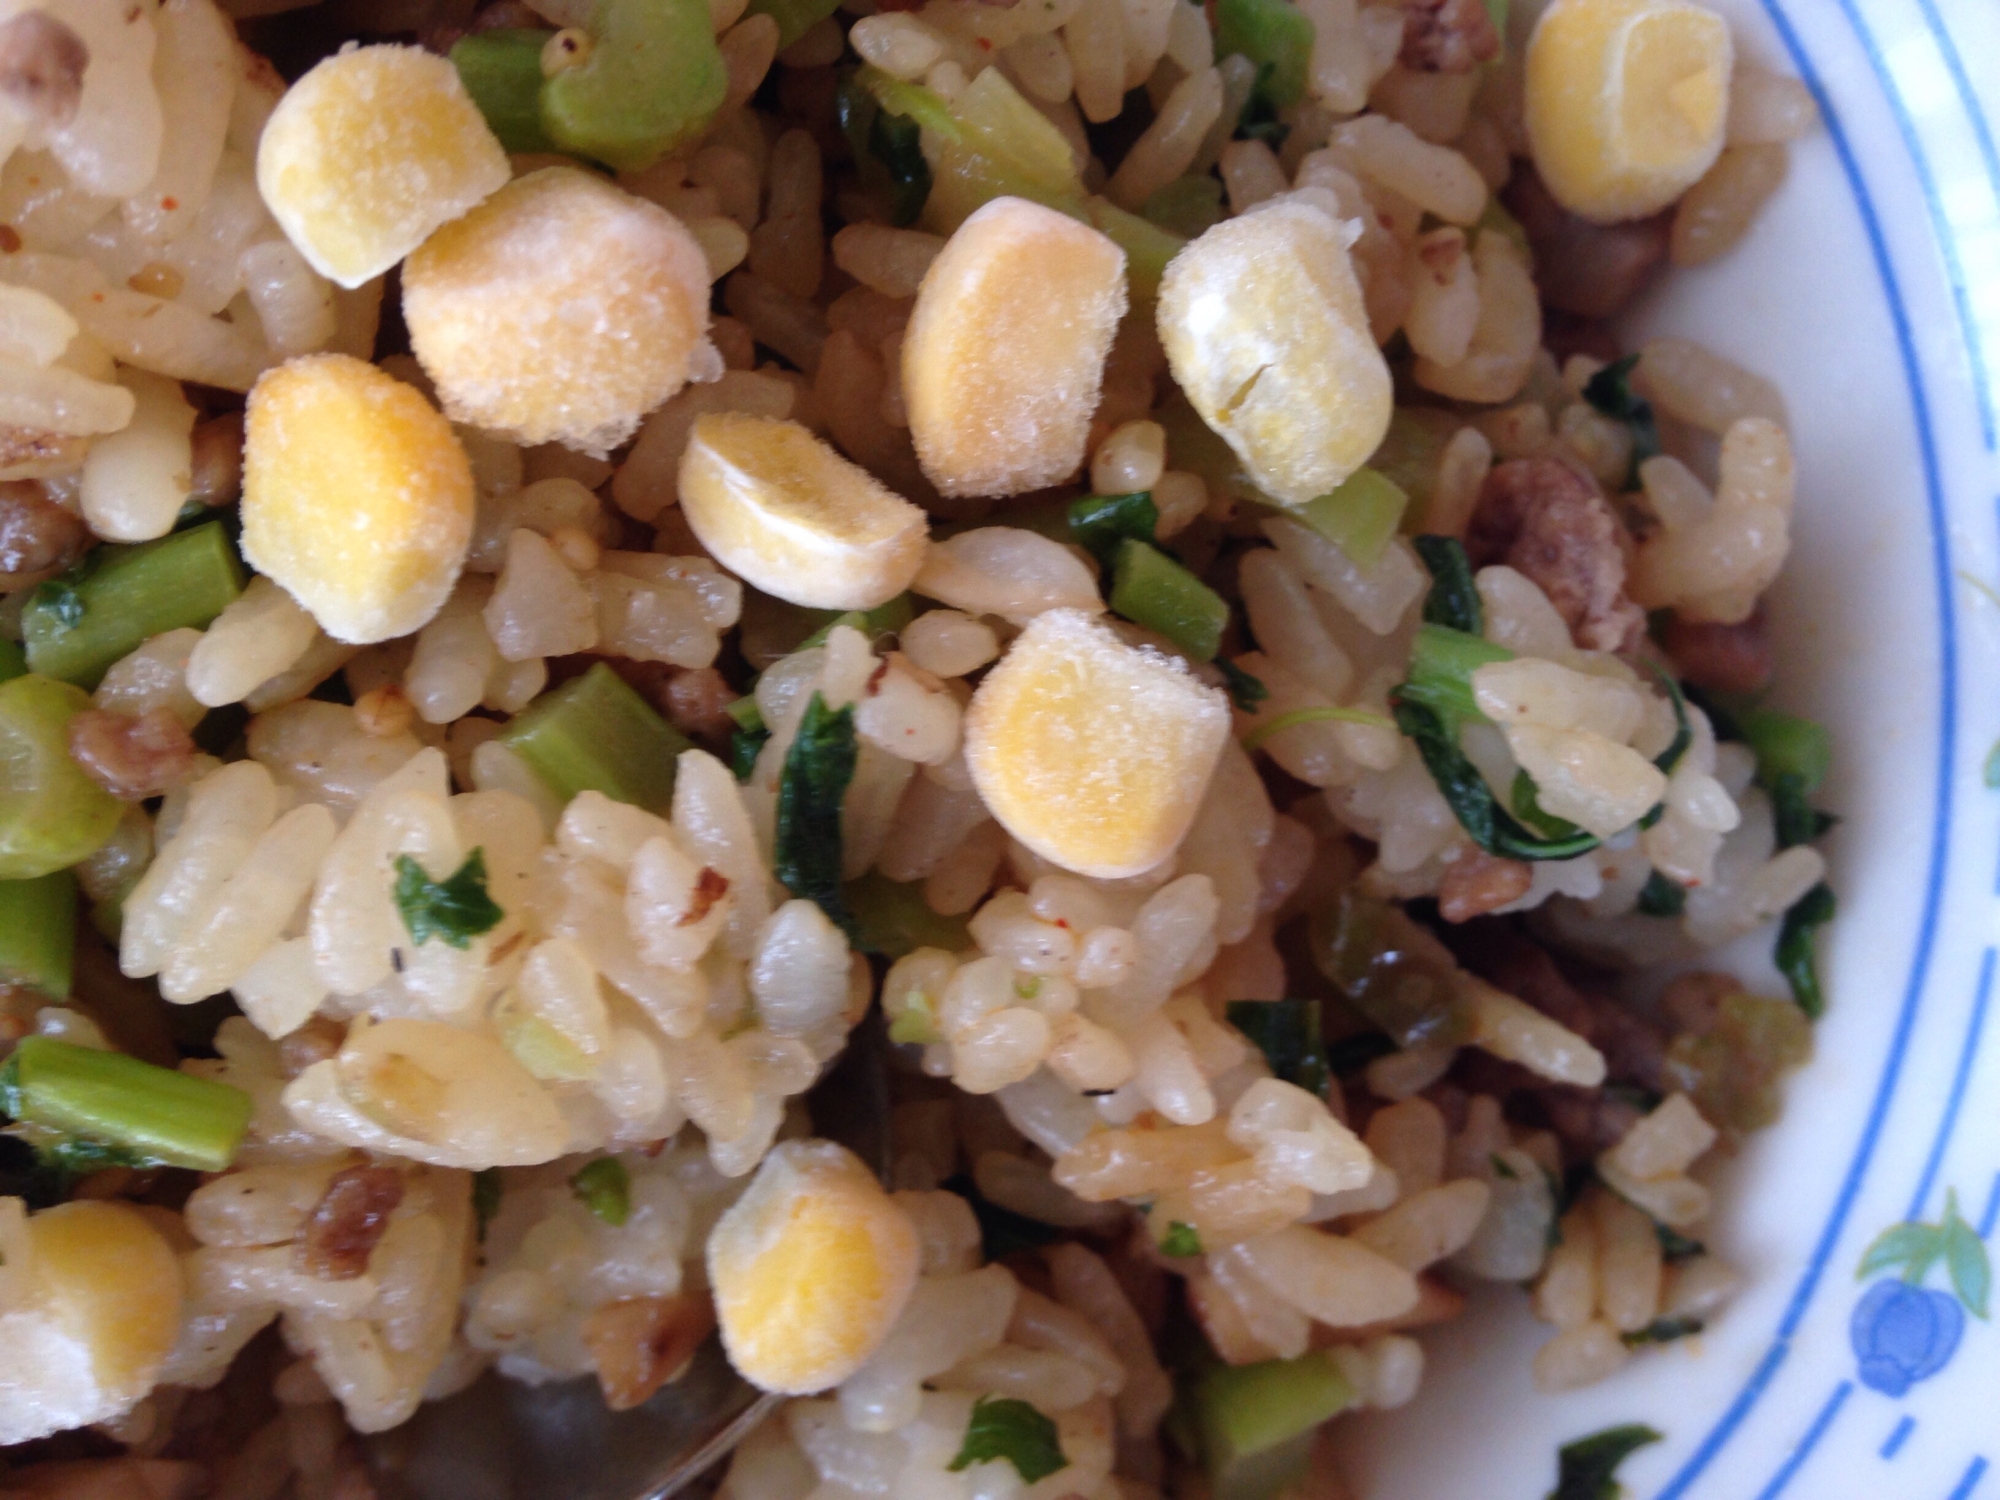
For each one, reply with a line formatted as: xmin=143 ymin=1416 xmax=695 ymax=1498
xmin=1014 ymin=976 xmax=1042 ymax=1000
xmin=569 ymin=1156 xmax=631 ymax=1227
xmin=948 ymin=1396 xmax=1068 ymax=1484
xmin=1160 ymin=1220 xmax=1203 ymax=1257
xmin=1635 ymin=869 xmax=1686 ymax=917
xmin=472 ymin=1168 xmax=504 ymax=1242
xmin=774 ymin=691 xmax=860 ymax=938
xmin=1547 ymin=1423 xmax=1664 ymax=1500
xmin=1218 ymin=658 xmax=1270 ymax=713
xmin=392 ymin=848 xmax=504 ymax=950
xmin=1226 ymin=999 xmax=1331 ymax=1100
xmin=1490 ymin=1153 xmax=1520 ymax=1180
xmin=1622 ymin=1316 xmax=1705 ymax=1347
xmin=1655 ymin=1222 xmax=1706 ymax=1262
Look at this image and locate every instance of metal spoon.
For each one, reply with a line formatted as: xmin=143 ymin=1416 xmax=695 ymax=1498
xmin=361 ymin=1013 xmax=893 ymax=1500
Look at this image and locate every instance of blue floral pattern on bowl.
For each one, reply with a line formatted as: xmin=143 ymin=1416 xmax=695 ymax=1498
xmin=1850 ymin=1190 xmax=1991 ymax=1396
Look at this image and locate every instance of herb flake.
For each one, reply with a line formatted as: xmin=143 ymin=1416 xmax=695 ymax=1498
xmin=472 ymin=1168 xmax=503 ymax=1242
xmin=1413 ymin=534 xmax=1482 ymax=634
xmin=775 ymin=691 xmax=860 ymax=938
xmin=1160 ymin=1220 xmax=1203 ymax=1257
xmin=1547 ymin=1423 xmax=1663 ymax=1500
xmin=1776 ymin=881 xmax=1835 ymax=1017
xmin=1226 ymin=998 xmax=1330 ymax=1099
xmin=1581 ymin=355 xmax=1661 ymax=488
xmin=949 ymin=1396 xmax=1068 ymax=1484
xmin=1623 ymin=1315 xmax=1704 ymax=1347
xmin=569 ymin=1156 xmax=631 ymax=1227
xmin=392 ymin=848 xmax=504 ymax=950
xmin=1068 ymin=490 xmax=1158 ymax=567
xmin=1636 ymin=870 xmax=1686 ymax=917
xmin=1218 ymin=658 xmax=1269 ymax=713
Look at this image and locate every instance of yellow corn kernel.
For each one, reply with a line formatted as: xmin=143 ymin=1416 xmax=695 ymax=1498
xmin=1155 ymin=193 xmax=1392 ymax=509
xmin=0 ymin=1201 xmax=184 ymax=1445
xmin=403 ymin=167 xmax=714 ymax=457
xmin=242 ymin=354 xmax=475 ymax=644
xmin=678 ymin=413 xmax=928 ymax=610
xmin=707 ymin=1139 xmax=920 ymax=1394
xmin=963 ymin=608 xmax=1231 ymax=880
xmin=256 ymin=45 xmax=509 ymax=289
xmin=1525 ymin=0 xmax=1734 ymax=223
xmin=902 ymin=196 xmax=1127 ymax=499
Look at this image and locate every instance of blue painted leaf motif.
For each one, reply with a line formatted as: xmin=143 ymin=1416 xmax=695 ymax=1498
xmin=1850 ymin=1281 xmax=1965 ymax=1396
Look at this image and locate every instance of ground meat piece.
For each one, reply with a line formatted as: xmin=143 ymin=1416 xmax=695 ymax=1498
xmin=0 ymin=425 xmax=88 ymax=475
xmin=66 ymin=707 xmax=199 ymax=802
xmin=298 ymin=1165 xmax=405 ymax=1280
xmin=279 ymin=1015 xmax=347 ymax=1078
xmin=0 ymin=479 xmax=87 ymax=586
xmin=1661 ymin=608 xmax=1774 ymax=696
xmin=1399 ymin=0 xmax=1500 ymax=72
xmin=0 ymin=10 xmax=87 ymax=128
xmin=1456 ymin=926 xmax=1669 ymax=1090
xmin=1438 ymin=850 xmax=1534 ymax=923
xmin=1503 ymin=167 xmax=1671 ymax=320
xmin=1466 ymin=457 xmax=1647 ymax=653
xmin=663 ymin=665 xmax=737 ymax=745
xmin=1535 ymin=1086 xmax=1650 ymax=1156
xmin=187 ymin=412 xmax=245 ymax=507
xmin=582 ymin=1293 xmax=717 ymax=1411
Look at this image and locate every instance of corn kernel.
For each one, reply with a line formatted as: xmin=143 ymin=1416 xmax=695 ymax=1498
xmin=679 ymin=413 xmax=929 ymax=610
xmin=256 ymin=44 xmax=510 ymax=289
xmin=1156 ymin=192 xmax=1392 ymax=508
xmin=0 ymin=1202 xmax=184 ymax=1445
xmin=403 ymin=166 xmax=714 ymax=457
xmin=1525 ymin=0 xmax=1734 ymax=223
xmin=903 ymin=196 xmax=1127 ymax=499
xmin=707 ymin=1139 xmax=920 ymax=1394
xmin=242 ymin=354 xmax=475 ymax=645
xmin=963 ymin=608 xmax=1231 ymax=880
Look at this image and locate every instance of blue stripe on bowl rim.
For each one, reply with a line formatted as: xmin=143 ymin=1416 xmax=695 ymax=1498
xmin=1652 ymin=0 xmax=1971 ymax=1492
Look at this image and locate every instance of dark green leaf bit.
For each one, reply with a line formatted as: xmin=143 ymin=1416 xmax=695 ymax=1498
xmin=1413 ymin=535 xmax=1482 ymax=634
xmin=775 ymin=691 xmax=860 ymax=937
xmin=949 ymin=1396 xmax=1069 ymax=1484
xmin=1218 ymin=659 xmax=1270 ymax=713
xmin=1068 ymin=490 xmax=1159 ymax=567
xmin=393 ymin=848 xmax=505 ymax=950
xmin=1581 ymin=355 xmax=1661 ymax=488
xmin=1746 ymin=708 xmax=1836 ymax=1015
xmin=1636 ymin=870 xmax=1687 ymax=917
xmin=472 ymin=1168 xmax=504 ymax=1242
xmin=570 ymin=1156 xmax=632 ymax=1227
xmin=1226 ymin=998 xmax=1330 ymax=1100
xmin=1547 ymin=1424 xmax=1664 ymax=1500
xmin=1622 ymin=1315 xmax=1704 ymax=1347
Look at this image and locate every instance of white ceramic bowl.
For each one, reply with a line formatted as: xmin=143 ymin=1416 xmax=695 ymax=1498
xmin=1338 ymin=1 xmax=2000 ymax=1494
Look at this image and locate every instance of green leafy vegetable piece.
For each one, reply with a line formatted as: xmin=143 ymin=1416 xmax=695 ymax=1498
xmin=1397 ymin=623 xmax=1513 ymax=726
xmin=1635 ymin=870 xmax=1686 ymax=917
xmin=1161 ymin=1220 xmax=1204 ymax=1257
xmin=0 ymin=636 xmax=24 ymax=684
xmin=1656 ymin=1222 xmax=1706 ymax=1262
xmin=845 ymin=870 xmax=971 ymax=959
xmin=776 ymin=691 xmax=859 ymax=936
xmin=725 ymin=696 xmax=765 ymax=733
xmin=730 ymin=726 xmax=770 ymax=781
xmin=942 ymin=1171 xmax=1063 ymax=1259
xmin=24 ymin=522 xmax=244 ymax=689
xmin=1226 ymin=999 xmax=1330 ymax=1099
xmin=1215 ymin=0 xmax=1315 ymax=110
xmin=472 ymin=1168 xmax=504 ymax=1242
xmin=1307 ymin=892 xmax=1477 ymax=1049
xmin=497 ymin=662 xmax=690 ymax=813
xmin=1299 ymin=469 xmax=1408 ymax=570
xmin=1546 ymin=1424 xmax=1663 ymax=1500
xmin=1740 ymin=708 xmax=1831 ymax=793
xmin=540 ymin=0 xmax=726 ymax=170
xmin=1392 ymin=698 xmax=1601 ymax=861
xmin=1109 ymin=539 xmax=1229 ymax=663
xmin=949 ymin=1396 xmax=1068 ymax=1484
xmin=0 ymin=1035 xmax=253 ymax=1173
xmin=1234 ymin=60 xmax=1290 ymax=146
xmin=569 ymin=1156 xmax=632 ymax=1227
xmin=852 ymin=64 xmax=961 ymax=140
xmin=0 ymin=674 xmax=123 ymax=881
xmin=1142 ymin=174 xmax=1227 ymax=238
xmin=1622 ymin=1316 xmax=1704 ymax=1347
xmin=1510 ymin=769 xmax=1583 ymax=840
xmin=1068 ymin=490 xmax=1158 ymax=567
xmin=393 ymin=849 xmax=505 ymax=951
xmin=796 ymin=594 xmax=917 ymax=652
xmin=1413 ymin=534 xmax=1482 ymax=634
xmin=1218 ymin=660 xmax=1270 ymax=713
xmin=1767 ymin=770 xmax=1835 ymax=850
xmin=1581 ymin=356 xmax=1660 ymax=488
xmin=1775 ymin=881 xmax=1834 ymax=1017
xmin=449 ymin=29 xmax=557 ymax=154
xmin=869 ymin=107 xmax=933 ymax=226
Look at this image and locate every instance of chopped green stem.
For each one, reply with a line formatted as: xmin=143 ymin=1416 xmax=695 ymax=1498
xmin=1741 ymin=707 xmax=1832 ymax=792
xmin=845 ymin=870 xmax=971 ymax=958
xmin=745 ymin=0 xmax=840 ymax=47
xmin=724 ymin=696 xmax=765 ymax=733
xmin=1225 ymin=998 xmax=1329 ymax=1098
xmin=1776 ymin=881 xmax=1835 ymax=1017
xmin=1082 ymin=199 xmax=1185 ymax=304
xmin=497 ymin=662 xmax=690 ymax=813
xmin=24 ymin=522 xmax=244 ymax=689
xmin=853 ymin=65 xmax=962 ymax=140
xmin=1299 ymin=469 xmax=1407 ymax=570
xmin=1109 ymin=539 xmax=1228 ymax=662
xmin=0 ymin=674 xmax=123 ymax=880
xmin=1241 ymin=703 xmax=1396 ymax=753
xmin=0 ymin=870 xmax=76 ymax=998
xmin=1142 ymin=175 xmax=1225 ymax=238
xmin=540 ymin=0 xmax=726 ymax=170
xmin=569 ymin=1156 xmax=632 ymax=1226
xmin=1189 ymin=1350 xmax=1351 ymax=1497
xmin=0 ymin=1035 xmax=253 ymax=1173
xmin=0 ymin=637 xmax=24 ymax=684
xmin=1398 ymin=623 xmax=1513 ymax=726
xmin=1068 ymin=491 xmax=1158 ymax=567
xmin=449 ymin=29 xmax=557 ymax=154
xmin=797 ymin=594 xmax=915 ymax=651
xmin=1214 ymin=0 xmax=1316 ymax=109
